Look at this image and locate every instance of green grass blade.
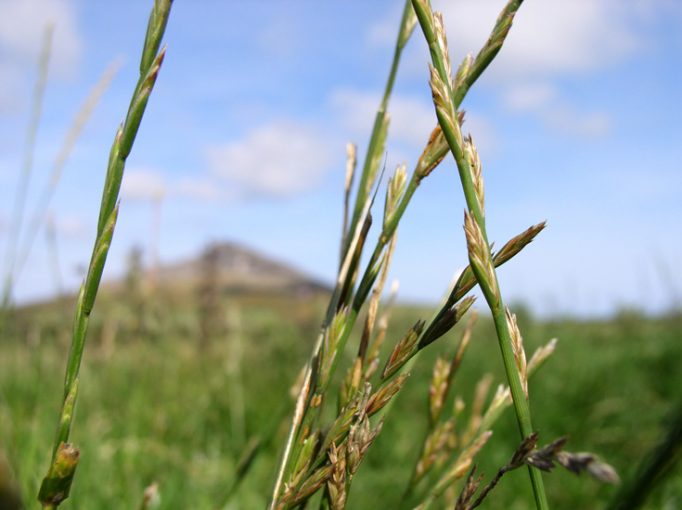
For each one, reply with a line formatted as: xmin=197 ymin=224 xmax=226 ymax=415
xmin=37 ymin=2 xmax=173 ymax=507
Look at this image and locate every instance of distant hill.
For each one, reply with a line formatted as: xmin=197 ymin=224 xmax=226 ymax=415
xmin=151 ymin=241 xmax=331 ymax=297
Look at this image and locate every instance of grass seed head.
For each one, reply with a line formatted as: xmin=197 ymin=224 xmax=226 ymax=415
xmin=416 ymin=125 xmax=449 ymax=180
xmin=382 ymin=320 xmax=425 ymax=379
xmin=493 ymin=221 xmax=546 ymax=266
xmin=320 ymin=309 xmax=348 ymax=388
xmin=327 ymin=443 xmax=347 ymax=510
xmin=432 ymin=12 xmax=453 ymax=86
xmin=505 ymin=308 xmax=528 ymax=399
xmin=345 ymin=142 xmax=357 ymax=193
xmin=141 ymin=482 xmax=161 ymax=510
xmin=441 ymin=431 xmax=493 ymax=489
xmin=286 ymin=465 xmax=333 ymax=507
xmin=528 ymin=338 xmax=558 ymax=376
xmin=415 ymin=420 xmax=455 ymax=482
xmin=366 ymin=114 xmax=390 ymax=198
xmin=463 ymin=135 xmax=484 ymax=212
xmin=419 ymin=295 xmax=476 ymax=349
xmin=480 ymin=384 xmax=512 ymax=432
xmin=398 ymin=4 xmax=419 ymax=50
xmin=347 ymin=415 xmax=383 ymax=477
xmin=463 ymin=211 xmax=498 ymax=300
xmin=466 ymin=374 xmax=493 ymax=442
xmin=454 ymin=466 xmax=484 ymax=510
xmin=366 ymin=373 xmax=410 ymax=416
xmin=429 ymin=357 xmax=451 ymax=424
xmin=429 ymin=64 xmax=458 ymax=142
xmin=527 ymin=437 xmax=620 ymax=485
xmin=384 ymin=164 xmax=408 ymax=228
xmin=454 ymin=53 xmax=473 ymax=91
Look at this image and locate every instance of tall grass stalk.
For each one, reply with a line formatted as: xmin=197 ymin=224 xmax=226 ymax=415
xmin=1 ymin=24 xmax=53 ymax=310
xmin=37 ymin=2 xmax=173 ymax=508
xmin=341 ymin=0 xmax=416 ymax=261
xmin=269 ymin=0 xmax=546 ymax=507
xmin=269 ymin=3 xmax=420 ymax=503
xmin=410 ymin=0 xmax=548 ymax=507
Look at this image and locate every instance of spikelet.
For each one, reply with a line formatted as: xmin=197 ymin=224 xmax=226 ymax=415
xmin=429 ymin=64 xmax=459 ymax=147
xmin=528 ymin=338 xmax=558 ymax=376
xmin=327 ymin=443 xmax=347 ymax=510
xmin=384 ymin=164 xmax=408 ymax=228
xmin=429 ymin=356 xmax=451 ymax=424
xmin=493 ymin=222 xmax=546 ymax=266
xmin=463 ymin=211 xmax=498 ymax=301
xmin=344 ymin=143 xmax=357 ymax=194
xmin=438 ymin=431 xmax=493 ymax=491
xmin=463 ymin=135 xmax=484 ymax=212
xmin=414 ymin=420 xmax=454 ymax=483
xmin=416 ymin=125 xmax=449 ymax=179
xmin=366 ymin=373 xmax=410 ymax=416
xmin=505 ymin=308 xmax=528 ymax=399
xmin=454 ymin=53 xmax=473 ymax=92
xmin=382 ymin=320 xmax=425 ymax=379
xmin=432 ymin=13 xmax=453 ymax=87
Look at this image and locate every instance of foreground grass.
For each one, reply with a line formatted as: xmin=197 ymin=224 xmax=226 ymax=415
xmin=1 ymin=297 xmax=681 ymax=508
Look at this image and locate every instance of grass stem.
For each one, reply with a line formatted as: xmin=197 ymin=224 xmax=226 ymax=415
xmin=411 ymin=0 xmax=548 ymax=508
xmin=37 ymin=2 xmax=173 ymax=507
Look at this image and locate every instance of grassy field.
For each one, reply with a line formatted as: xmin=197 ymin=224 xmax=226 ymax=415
xmin=1 ymin=293 xmax=680 ymax=509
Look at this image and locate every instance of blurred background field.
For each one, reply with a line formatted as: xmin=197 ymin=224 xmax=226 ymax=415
xmin=1 ymin=249 xmax=681 ymax=508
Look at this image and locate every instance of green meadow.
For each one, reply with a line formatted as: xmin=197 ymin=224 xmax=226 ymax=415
xmin=2 ymin=294 xmax=680 ymax=508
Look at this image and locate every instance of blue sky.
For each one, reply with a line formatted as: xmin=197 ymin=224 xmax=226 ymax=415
xmin=0 ymin=0 xmax=680 ymax=316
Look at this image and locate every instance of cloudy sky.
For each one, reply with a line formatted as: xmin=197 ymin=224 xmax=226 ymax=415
xmin=0 ymin=0 xmax=680 ymax=316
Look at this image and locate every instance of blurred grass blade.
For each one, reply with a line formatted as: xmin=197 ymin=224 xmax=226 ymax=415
xmin=607 ymin=400 xmax=682 ymax=510
xmin=14 ymin=60 xmax=121 ymax=285
xmin=1 ymin=24 xmax=53 ymax=310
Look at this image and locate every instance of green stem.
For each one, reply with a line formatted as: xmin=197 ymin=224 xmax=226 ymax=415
xmin=38 ymin=2 xmax=172 ymax=507
xmin=343 ymin=0 xmax=415 ymax=258
xmin=411 ymin=0 xmax=547 ymax=508
xmin=271 ymin=1 xmax=535 ymax=505
xmin=269 ymin=5 xmax=416 ymax=505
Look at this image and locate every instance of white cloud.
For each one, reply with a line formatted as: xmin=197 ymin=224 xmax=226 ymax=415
xmin=369 ymin=1 xmax=662 ymax=138
xmin=504 ymin=82 xmax=556 ymax=112
xmin=55 ymin=214 xmax=86 ymax=239
xmin=204 ymin=121 xmax=334 ymax=197
xmin=331 ymin=89 xmax=433 ymax=148
xmin=370 ymin=0 xmax=647 ymax=79
xmin=122 ymin=168 xmax=167 ymax=201
xmin=331 ymin=88 xmax=496 ymax=154
xmin=0 ymin=0 xmax=81 ymax=75
xmin=503 ymin=82 xmax=610 ymax=137
xmin=122 ymin=169 xmax=235 ymax=204
xmin=441 ymin=0 xmax=638 ymax=78
xmin=0 ymin=0 xmax=83 ymax=110
xmin=174 ymin=176 xmax=232 ymax=202
xmin=543 ymin=108 xmax=611 ymax=138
